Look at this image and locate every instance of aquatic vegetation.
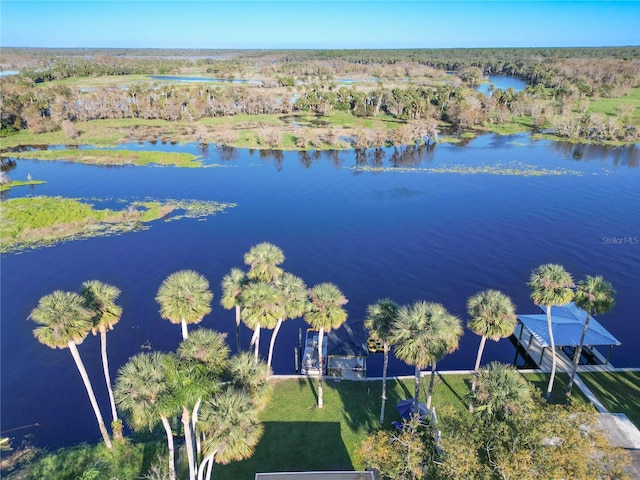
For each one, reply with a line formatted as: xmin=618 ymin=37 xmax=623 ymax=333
xmin=349 ymin=161 xmax=583 ymax=176
xmin=0 ymin=196 xmax=236 ymax=253
xmin=0 ymin=179 xmax=46 ymax=192
xmin=4 ymin=149 xmax=203 ymax=168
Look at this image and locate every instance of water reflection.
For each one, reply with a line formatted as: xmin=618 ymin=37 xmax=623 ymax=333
xmin=550 ymin=141 xmax=638 ymax=167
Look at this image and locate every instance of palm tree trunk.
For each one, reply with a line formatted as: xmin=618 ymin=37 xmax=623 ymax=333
xmin=317 ymin=328 xmax=325 ymax=408
xmin=379 ymin=343 xmax=389 ymax=424
xmin=235 ymin=305 xmax=241 ymax=352
xmin=251 ymin=324 xmax=261 ymax=363
xmin=426 ymin=362 xmax=437 ymax=410
xmin=181 ymin=318 xmax=189 ymax=340
xmin=68 ymin=342 xmax=112 ymax=450
xmin=205 ymin=452 xmax=215 ymax=480
xmin=160 ymin=415 xmax=176 ymax=480
xmin=197 ymin=450 xmax=216 ymax=480
xmin=566 ymin=312 xmax=591 ymax=396
xmin=414 ymin=365 xmax=420 ymax=415
xmin=99 ymin=328 xmax=120 ymax=438
xmin=469 ymin=336 xmax=487 ymax=412
xmin=545 ymin=305 xmax=557 ymax=401
xmin=267 ymin=318 xmax=283 ymax=373
xmin=192 ymin=398 xmax=202 ymax=456
xmin=182 ymin=406 xmax=197 ymax=480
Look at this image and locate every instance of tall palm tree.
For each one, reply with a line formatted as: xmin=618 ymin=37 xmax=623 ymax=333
xmin=165 ymin=349 xmax=221 ymax=480
xmin=467 ymin=290 xmax=517 ymax=401
xmin=390 ymin=301 xmax=463 ymax=413
xmin=114 ymin=352 xmax=177 ymax=480
xmin=29 ymin=290 xmax=113 ymax=450
xmin=81 ymin=279 xmax=123 ymax=437
xmin=197 ymin=389 xmax=264 ymax=480
xmin=156 ymin=270 xmax=213 ymax=340
xmin=220 ymin=268 xmax=248 ymax=352
xmin=528 ymin=264 xmax=574 ymax=401
xmin=240 ymin=282 xmax=283 ymax=363
xmin=304 ymin=283 xmax=348 ymax=408
xmin=244 ymin=242 xmax=285 ymax=283
xmin=177 ymin=328 xmax=230 ymax=456
xmin=268 ymin=273 xmax=308 ymax=372
xmin=566 ymin=275 xmax=615 ymax=396
xmin=364 ymin=298 xmax=399 ymax=423
xmin=468 ymin=362 xmax=532 ymax=423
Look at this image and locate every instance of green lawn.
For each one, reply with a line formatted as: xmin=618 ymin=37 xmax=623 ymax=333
xmin=578 ymin=371 xmax=640 ymax=428
xmin=212 ymin=371 xmax=592 ymax=479
xmin=214 ymin=375 xmax=473 ymax=479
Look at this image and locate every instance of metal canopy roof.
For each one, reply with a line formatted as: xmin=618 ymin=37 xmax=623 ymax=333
xmin=517 ymin=302 xmax=620 ymax=348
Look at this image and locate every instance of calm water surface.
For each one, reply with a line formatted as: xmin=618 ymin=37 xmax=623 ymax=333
xmin=1 ymin=134 xmax=638 ymax=448
xmin=477 ymin=75 xmax=528 ymax=95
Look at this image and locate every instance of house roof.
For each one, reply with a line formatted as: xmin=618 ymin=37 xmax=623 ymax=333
xmin=256 ymin=472 xmax=374 ymax=480
xmin=517 ymin=302 xmax=620 ymax=348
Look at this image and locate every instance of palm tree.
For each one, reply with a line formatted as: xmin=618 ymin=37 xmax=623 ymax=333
xmin=177 ymin=328 xmax=230 ymax=456
xmin=364 ymin=298 xmax=399 ymax=423
xmin=114 ymin=352 xmax=177 ymax=480
xmin=304 ymin=283 xmax=348 ymax=408
xmin=469 ymin=362 xmax=532 ymax=423
xmin=390 ymin=301 xmax=463 ymax=413
xmin=81 ymin=279 xmax=123 ymax=437
xmin=220 ymin=268 xmax=248 ymax=352
xmin=528 ymin=264 xmax=574 ymax=401
xmin=244 ymin=242 xmax=285 ymax=283
xmin=467 ymin=290 xmax=517 ymax=403
xmin=197 ymin=389 xmax=264 ymax=480
xmin=240 ymin=282 xmax=283 ymax=362
xmin=29 ymin=290 xmax=113 ymax=450
xmin=228 ymin=352 xmax=273 ymax=411
xmin=156 ymin=270 xmax=213 ymax=340
xmin=268 ymin=273 xmax=308 ymax=372
xmin=566 ymin=275 xmax=615 ymax=396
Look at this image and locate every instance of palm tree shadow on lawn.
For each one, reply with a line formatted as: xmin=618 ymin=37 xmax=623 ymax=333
xmin=328 ymin=378 xmax=411 ymax=431
xmin=214 ymin=421 xmax=353 ymax=478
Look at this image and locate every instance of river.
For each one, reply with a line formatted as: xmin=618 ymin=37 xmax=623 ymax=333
xmin=1 ymin=134 xmax=638 ymax=448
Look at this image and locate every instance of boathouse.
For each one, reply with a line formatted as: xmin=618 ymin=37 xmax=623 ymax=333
xmin=514 ymin=302 xmax=621 ymax=369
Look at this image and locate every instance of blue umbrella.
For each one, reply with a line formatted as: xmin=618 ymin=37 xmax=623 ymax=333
xmin=396 ymin=399 xmax=429 ymax=419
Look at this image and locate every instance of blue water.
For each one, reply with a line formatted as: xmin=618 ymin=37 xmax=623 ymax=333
xmin=1 ymin=134 xmax=638 ymax=449
xmin=477 ymin=75 xmax=528 ymax=96
xmin=148 ymin=75 xmax=253 ymax=84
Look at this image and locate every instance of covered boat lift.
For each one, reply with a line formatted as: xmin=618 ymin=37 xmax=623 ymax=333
xmin=514 ymin=302 xmax=620 ymax=369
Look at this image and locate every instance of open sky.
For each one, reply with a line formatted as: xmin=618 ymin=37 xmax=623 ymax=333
xmin=1 ymin=1 xmax=639 ymax=49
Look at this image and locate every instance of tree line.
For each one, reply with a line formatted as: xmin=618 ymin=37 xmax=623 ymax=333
xmin=1 ymin=47 xmax=638 ymax=142
xmin=25 ymin=240 xmax=620 ymax=478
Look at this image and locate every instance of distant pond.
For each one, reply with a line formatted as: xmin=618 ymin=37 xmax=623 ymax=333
xmin=476 ymin=75 xmax=528 ymax=96
xmin=1 ymin=134 xmax=638 ymax=449
xmin=148 ymin=75 xmax=256 ymax=84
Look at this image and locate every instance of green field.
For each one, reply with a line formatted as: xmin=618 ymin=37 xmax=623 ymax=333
xmin=6 ymin=148 xmax=203 ymax=167
xmin=578 ymin=371 xmax=640 ymax=428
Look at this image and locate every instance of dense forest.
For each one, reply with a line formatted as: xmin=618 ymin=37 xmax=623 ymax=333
xmin=1 ymin=47 xmax=639 ymax=144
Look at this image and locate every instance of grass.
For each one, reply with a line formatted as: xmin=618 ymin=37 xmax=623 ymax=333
xmin=585 ymin=87 xmax=640 ymax=123
xmin=577 ymin=371 xmax=640 ymax=428
xmin=348 ymin=162 xmax=582 ymax=176
xmin=214 ymin=375 xmax=473 ymax=479
xmin=214 ymin=371 xmax=590 ymax=479
xmin=0 ymin=196 xmax=236 ymax=253
xmin=6 ymin=149 xmax=202 ymax=168
xmin=0 ymin=180 xmax=46 ymax=192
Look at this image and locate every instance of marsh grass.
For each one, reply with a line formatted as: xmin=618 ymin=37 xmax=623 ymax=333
xmin=349 ymin=162 xmax=582 ymax=176
xmin=6 ymin=149 xmax=202 ymax=168
xmin=0 ymin=196 xmax=236 ymax=253
xmin=0 ymin=180 xmax=46 ymax=192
